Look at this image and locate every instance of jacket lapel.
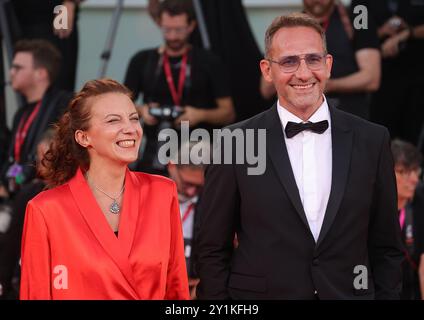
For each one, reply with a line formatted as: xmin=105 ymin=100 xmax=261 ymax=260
xmin=266 ymin=105 xmax=312 ymax=235
xmin=68 ymin=168 xmax=140 ymax=298
xmin=118 ymin=169 xmax=142 ymax=261
xmin=316 ymin=106 xmax=353 ymax=248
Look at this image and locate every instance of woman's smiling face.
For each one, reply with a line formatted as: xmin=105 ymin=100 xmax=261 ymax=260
xmin=82 ymin=92 xmax=143 ymax=166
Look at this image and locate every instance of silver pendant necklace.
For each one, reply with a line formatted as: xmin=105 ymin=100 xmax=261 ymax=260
xmin=86 ymin=174 xmax=125 ymax=214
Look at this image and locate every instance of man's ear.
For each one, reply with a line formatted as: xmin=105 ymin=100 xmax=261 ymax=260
xmin=188 ymin=20 xmax=196 ymax=34
xmin=75 ymin=130 xmax=90 ymax=148
xmin=325 ymin=54 xmax=333 ymax=79
xmin=35 ymin=67 xmax=49 ymax=83
xmin=260 ymin=59 xmax=273 ymax=83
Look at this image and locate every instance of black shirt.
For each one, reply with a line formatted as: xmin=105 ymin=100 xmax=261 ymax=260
xmin=399 ymin=184 xmax=424 ymax=299
xmin=124 ymin=46 xmax=231 ymax=172
xmin=124 ymin=46 xmax=231 ymax=112
xmin=0 ymin=180 xmax=45 ymax=299
xmin=328 ymin=3 xmax=379 ymax=79
xmin=8 ymin=100 xmax=39 ymax=162
xmin=325 ymin=4 xmax=380 ymax=119
xmin=365 ymin=0 xmax=424 ymax=71
xmin=1 ymin=89 xmax=71 ymax=191
xmin=412 ymin=184 xmax=424 ymax=260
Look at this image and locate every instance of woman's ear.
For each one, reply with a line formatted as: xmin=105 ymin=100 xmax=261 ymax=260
xmin=75 ymin=130 xmax=90 ymax=148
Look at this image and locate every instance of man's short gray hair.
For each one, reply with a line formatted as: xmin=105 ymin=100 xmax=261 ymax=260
xmin=264 ymin=12 xmax=327 ymax=58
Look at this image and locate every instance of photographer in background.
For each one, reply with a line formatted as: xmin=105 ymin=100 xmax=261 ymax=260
xmin=0 ymin=129 xmax=53 ymax=300
xmin=124 ymin=0 xmax=235 ymax=174
xmin=167 ymin=140 xmax=210 ymax=299
xmin=391 ymin=139 xmax=424 ymax=300
xmin=368 ymin=0 xmax=424 ymax=144
xmin=0 ymin=39 xmax=72 ymax=200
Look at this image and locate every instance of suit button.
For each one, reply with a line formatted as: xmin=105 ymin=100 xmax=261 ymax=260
xmin=312 ymin=258 xmax=319 ymax=266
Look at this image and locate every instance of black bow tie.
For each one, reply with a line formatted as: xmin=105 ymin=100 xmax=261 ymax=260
xmin=284 ymin=120 xmax=329 ymax=138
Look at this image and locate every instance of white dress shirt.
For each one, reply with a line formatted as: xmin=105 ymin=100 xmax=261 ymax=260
xmin=179 ymin=195 xmax=198 ymax=240
xmin=179 ymin=195 xmax=197 ymax=259
xmin=277 ymin=98 xmax=332 ymax=242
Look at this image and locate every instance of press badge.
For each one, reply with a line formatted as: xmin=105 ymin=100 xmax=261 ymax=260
xmin=5 ymin=163 xmax=25 ymax=193
xmin=6 ymin=163 xmax=24 ymax=183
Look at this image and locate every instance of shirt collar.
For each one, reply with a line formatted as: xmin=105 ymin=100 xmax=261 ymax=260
xmin=178 ymin=194 xmax=198 ymax=204
xmin=277 ymin=96 xmax=331 ymax=130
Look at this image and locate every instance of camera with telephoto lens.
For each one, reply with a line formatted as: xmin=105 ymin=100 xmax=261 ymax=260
xmin=149 ymin=105 xmax=184 ymax=121
xmin=147 ymin=105 xmax=185 ymax=171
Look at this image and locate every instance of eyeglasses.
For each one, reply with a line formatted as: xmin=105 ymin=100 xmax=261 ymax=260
xmin=395 ymin=167 xmax=422 ymax=179
xmin=161 ymin=27 xmax=189 ymax=36
xmin=267 ymin=53 xmax=327 ymax=73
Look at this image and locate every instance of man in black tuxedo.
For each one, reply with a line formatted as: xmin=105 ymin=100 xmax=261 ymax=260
xmin=195 ymin=13 xmax=403 ymax=300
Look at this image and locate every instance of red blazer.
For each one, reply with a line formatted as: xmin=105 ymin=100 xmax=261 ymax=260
xmin=20 ymin=168 xmax=189 ymax=300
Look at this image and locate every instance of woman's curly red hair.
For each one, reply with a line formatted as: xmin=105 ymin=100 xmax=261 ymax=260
xmin=41 ymin=78 xmax=133 ymax=188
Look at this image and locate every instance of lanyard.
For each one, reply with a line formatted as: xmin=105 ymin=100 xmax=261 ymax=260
xmin=400 ymin=205 xmax=417 ymax=271
xmin=322 ymin=18 xmax=330 ymax=32
xmin=399 ymin=207 xmax=405 ymax=230
xmin=163 ymin=50 xmax=188 ymax=106
xmin=182 ymin=202 xmax=195 ymax=223
xmin=14 ymin=101 xmax=41 ymax=162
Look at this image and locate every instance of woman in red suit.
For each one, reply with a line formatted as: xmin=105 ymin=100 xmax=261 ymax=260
xmin=20 ymin=78 xmax=189 ymax=300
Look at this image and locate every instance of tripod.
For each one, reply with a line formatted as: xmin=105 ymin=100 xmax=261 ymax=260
xmin=98 ymin=0 xmax=125 ymax=78
xmin=0 ymin=0 xmax=14 ymax=67
xmin=0 ymin=0 xmax=13 ymax=130
xmin=0 ymin=0 xmax=25 ymax=123
xmin=192 ymin=0 xmax=211 ymax=50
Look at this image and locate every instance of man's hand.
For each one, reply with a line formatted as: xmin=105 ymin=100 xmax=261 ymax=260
xmin=378 ymin=16 xmax=408 ymax=38
xmin=325 ymin=48 xmax=381 ymax=93
xmin=419 ymin=254 xmax=424 ymax=300
xmin=188 ymin=278 xmax=200 ymax=300
xmin=137 ymin=103 xmax=159 ymax=126
xmin=53 ymin=1 xmax=75 ymax=39
xmin=174 ymin=106 xmax=205 ymax=127
xmin=381 ymin=29 xmax=410 ymax=58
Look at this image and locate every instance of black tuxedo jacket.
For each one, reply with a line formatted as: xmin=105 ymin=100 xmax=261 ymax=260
xmin=196 ymin=103 xmax=404 ymax=299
